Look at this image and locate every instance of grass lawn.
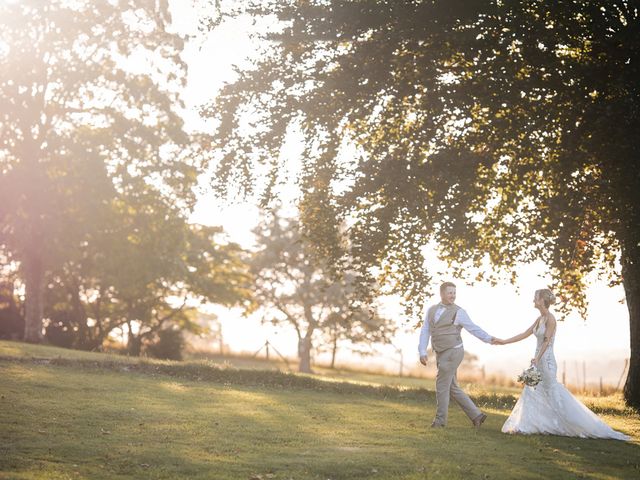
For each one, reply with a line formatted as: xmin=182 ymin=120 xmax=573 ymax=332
xmin=1 ymin=340 xmax=639 ymax=479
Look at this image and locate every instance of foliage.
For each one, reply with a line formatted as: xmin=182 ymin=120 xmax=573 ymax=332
xmin=144 ymin=327 xmax=185 ymax=361
xmin=40 ymin=187 xmax=252 ymax=354
xmin=0 ymin=0 xmax=252 ymax=354
xmin=251 ymin=208 xmax=396 ymax=372
xmin=0 ymin=0 xmax=203 ymax=342
xmin=0 ymin=275 xmax=23 ymax=340
xmin=202 ymin=0 xmax=640 ymax=405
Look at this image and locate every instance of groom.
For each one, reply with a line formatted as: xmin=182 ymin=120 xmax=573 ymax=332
xmin=418 ymin=281 xmax=497 ymax=428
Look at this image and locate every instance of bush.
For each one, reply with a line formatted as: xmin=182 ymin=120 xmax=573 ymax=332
xmin=145 ymin=328 xmax=185 ymax=361
xmin=45 ymin=315 xmax=76 ymax=348
xmin=0 ymin=284 xmax=24 ymax=340
xmin=0 ymin=309 xmax=24 ymax=340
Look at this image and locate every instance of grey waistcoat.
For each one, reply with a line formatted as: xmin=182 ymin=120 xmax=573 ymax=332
xmin=428 ymin=303 xmax=463 ymax=353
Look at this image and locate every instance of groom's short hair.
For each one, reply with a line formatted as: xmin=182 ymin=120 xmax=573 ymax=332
xmin=440 ymin=281 xmax=456 ymax=293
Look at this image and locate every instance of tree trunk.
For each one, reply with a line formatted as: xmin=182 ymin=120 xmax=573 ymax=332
xmin=70 ymin=284 xmax=90 ymax=349
xmin=330 ymin=331 xmax=338 ymax=369
xmin=298 ymin=296 xmax=316 ymax=373
xmin=298 ymin=335 xmax=313 ymax=373
xmin=622 ymin=235 xmax=640 ymax=409
xmin=128 ymin=337 xmax=142 ymax=356
xmin=126 ymin=321 xmax=142 ymax=356
xmin=23 ymin=257 xmax=44 ymax=343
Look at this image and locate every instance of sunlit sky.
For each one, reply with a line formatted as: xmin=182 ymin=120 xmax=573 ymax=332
xmin=170 ymin=2 xmax=630 ymax=384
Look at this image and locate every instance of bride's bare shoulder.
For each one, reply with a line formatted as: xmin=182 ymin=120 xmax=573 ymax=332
xmin=545 ymin=313 xmax=558 ymax=328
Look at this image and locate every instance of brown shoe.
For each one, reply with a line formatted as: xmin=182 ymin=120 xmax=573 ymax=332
xmin=472 ymin=413 xmax=487 ymax=428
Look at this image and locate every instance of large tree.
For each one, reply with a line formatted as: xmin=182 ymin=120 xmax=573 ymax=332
xmin=107 ymin=187 xmax=252 ymax=356
xmin=0 ymin=0 xmax=198 ymax=342
xmin=202 ymin=1 xmax=640 ymax=406
xmin=42 ymin=179 xmax=252 ymax=354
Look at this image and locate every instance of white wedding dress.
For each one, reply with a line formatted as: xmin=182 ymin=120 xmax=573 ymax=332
xmin=502 ymin=319 xmax=629 ymax=440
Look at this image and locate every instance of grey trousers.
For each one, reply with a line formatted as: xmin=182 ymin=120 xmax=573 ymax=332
xmin=433 ymin=347 xmax=481 ymax=425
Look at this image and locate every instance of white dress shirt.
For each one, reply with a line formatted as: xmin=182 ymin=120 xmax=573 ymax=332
xmin=418 ymin=304 xmax=492 ymax=358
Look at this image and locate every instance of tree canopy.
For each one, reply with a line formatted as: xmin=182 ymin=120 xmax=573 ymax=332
xmin=251 ymin=209 xmax=395 ymax=372
xmin=0 ymin=0 xmax=204 ymax=342
xmin=0 ymin=1 xmax=254 ymax=357
xmin=203 ymin=1 xmax=640 ymax=406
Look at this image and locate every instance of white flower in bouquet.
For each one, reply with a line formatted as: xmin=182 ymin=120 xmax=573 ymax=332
xmin=517 ymin=366 xmax=543 ymax=388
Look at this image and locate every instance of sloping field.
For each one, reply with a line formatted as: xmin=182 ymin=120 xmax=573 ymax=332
xmin=1 ymin=341 xmax=638 ymax=479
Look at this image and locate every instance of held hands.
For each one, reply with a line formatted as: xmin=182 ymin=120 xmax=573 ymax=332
xmin=491 ymin=337 xmax=505 ymax=345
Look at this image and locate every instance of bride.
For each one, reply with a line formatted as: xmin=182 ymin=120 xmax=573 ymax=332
xmin=494 ymin=289 xmax=629 ymax=440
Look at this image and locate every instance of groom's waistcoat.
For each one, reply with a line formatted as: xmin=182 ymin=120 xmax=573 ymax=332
xmin=428 ymin=303 xmax=463 ymax=353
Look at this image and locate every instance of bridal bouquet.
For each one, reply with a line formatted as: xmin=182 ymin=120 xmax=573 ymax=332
xmin=517 ymin=366 xmax=542 ymax=387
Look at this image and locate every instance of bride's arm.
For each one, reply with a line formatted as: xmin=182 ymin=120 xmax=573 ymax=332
xmin=500 ymin=319 xmax=537 ymax=345
xmin=532 ymin=315 xmax=557 ymax=365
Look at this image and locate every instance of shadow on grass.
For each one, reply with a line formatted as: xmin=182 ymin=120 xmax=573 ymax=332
xmin=0 ymin=353 xmax=521 ymax=412
xmin=2 ymin=357 xmax=639 ymax=480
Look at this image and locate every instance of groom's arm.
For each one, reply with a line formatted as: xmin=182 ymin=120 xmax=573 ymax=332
xmin=418 ymin=311 xmax=431 ymax=362
xmin=456 ymin=309 xmax=493 ymax=343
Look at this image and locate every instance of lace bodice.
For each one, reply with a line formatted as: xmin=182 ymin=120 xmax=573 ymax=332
xmin=533 ymin=316 xmax=554 ymax=347
xmin=533 ymin=317 xmax=557 ymax=386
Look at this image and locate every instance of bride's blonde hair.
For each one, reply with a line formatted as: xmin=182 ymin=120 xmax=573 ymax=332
xmin=535 ymin=289 xmax=556 ymax=308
